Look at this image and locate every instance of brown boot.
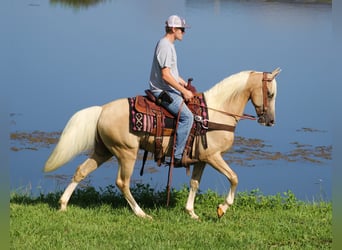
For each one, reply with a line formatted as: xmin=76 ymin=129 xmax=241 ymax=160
xmin=173 ymin=158 xmax=183 ymax=168
xmin=173 ymin=155 xmax=198 ymax=168
xmin=182 ymin=154 xmax=199 ymax=167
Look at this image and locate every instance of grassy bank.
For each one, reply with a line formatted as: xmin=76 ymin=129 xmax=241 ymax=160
xmin=10 ymin=185 xmax=332 ymax=249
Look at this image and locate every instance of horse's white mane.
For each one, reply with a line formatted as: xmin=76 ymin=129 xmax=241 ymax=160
xmin=204 ymin=70 xmax=253 ymax=108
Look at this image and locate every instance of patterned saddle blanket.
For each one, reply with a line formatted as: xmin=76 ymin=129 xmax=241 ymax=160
xmin=128 ymin=92 xmax=208 ymax=137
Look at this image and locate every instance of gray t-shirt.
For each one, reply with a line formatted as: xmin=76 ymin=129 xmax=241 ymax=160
xmin=149 ymin=37 xmax=180 ymax=93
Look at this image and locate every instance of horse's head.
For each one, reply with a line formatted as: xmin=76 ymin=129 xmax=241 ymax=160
xmin=250 ymin=68 xmax=281 ymax=127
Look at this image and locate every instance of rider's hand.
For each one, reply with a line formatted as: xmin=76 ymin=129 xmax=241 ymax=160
xmin=182 ymin=89 xmax=194 ymax=102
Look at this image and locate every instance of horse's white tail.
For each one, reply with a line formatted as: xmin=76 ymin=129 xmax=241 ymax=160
xmin=44 ymin=106 xmax=103 ymax=172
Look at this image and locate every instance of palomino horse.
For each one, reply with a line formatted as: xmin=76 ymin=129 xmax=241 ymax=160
xmin=44 ymin=68 xmax=281 ymax=219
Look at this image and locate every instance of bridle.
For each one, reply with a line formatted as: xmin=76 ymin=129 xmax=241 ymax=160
xmin=257 ymin=72 xmax=275 ymax=123
xmin=186 ymin=71 xmax=276 ymax=131
xmin=203 ymin=72 xmax=275 ymax=124
xmin=198 ymin=72 xmax=275 ymax=122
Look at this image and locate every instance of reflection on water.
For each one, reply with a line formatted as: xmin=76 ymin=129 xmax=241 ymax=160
xmin=48 ymin=0 xmax=332 ymax=11
xmin=10 ymin=129 xmax=332 ymax=164
xmin=50 ymin=0 xmax=110 ymax=9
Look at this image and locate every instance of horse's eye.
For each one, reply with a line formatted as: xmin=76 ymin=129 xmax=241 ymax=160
xmin=268 ymin=91 xmax=274 ymax=99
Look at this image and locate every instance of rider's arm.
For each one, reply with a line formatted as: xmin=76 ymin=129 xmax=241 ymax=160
xmin=161 ymin=67 xmax=193 ymax=101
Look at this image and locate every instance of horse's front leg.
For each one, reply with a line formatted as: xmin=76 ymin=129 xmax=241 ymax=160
xmin=208 ymin=154 xmax=238 ymax=218
xmin=185 ymin=162 xmax=206 ymax=220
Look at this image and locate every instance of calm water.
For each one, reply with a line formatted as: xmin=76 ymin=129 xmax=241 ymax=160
xmin=4 ymin=0 xmax=333 ymax=201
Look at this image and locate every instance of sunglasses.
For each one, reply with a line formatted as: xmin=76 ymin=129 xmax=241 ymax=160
xmin=178 ymin=27 xmax=185 ymax=33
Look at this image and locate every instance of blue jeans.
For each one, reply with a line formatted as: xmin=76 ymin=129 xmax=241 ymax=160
xmin=151 ymin=90 xmax=194 ymax=159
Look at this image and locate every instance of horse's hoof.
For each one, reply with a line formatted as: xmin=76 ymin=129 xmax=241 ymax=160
xmin=145 ymin=215 xmax=153 ymax=220
xmin=217 ymin=205 xmax=225 ymax=218
xmin=186 ymin=209 xmax=200 ymax=220
xmin=139 ymin=213 xmax=153 ymax=220
xmin=59 ymin=203 xmax=67 ymax=211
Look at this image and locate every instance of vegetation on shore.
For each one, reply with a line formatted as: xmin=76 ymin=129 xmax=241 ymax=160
xmin=11 ymin=184 xmax=332 ymax=249
xmin=48 ymin=0 xmax=332 ymax=10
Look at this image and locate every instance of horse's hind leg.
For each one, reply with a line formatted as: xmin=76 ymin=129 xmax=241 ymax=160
xmin=115 ymin=155 xmax=152 ymax=219
xmin=59 ymin=153 xmax=110 ymax=211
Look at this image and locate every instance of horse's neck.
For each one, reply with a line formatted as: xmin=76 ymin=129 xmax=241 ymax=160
xmin=204 ymin=72 xmax=251 ymax=118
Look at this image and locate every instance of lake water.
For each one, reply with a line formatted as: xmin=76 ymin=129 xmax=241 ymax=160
xmin=4 ymin=0 xmax=333 ymax=201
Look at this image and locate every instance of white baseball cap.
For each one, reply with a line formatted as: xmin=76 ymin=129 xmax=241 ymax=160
xmin=165 ymin=15 xmax=190 ymax=28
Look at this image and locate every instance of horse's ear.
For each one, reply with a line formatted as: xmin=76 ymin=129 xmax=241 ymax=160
xmin=271 ymin=67 xmax=281 ymax=78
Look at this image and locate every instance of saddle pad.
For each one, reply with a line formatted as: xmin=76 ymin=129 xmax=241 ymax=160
xmin=128 ymin=97 xmax=175 ymax=134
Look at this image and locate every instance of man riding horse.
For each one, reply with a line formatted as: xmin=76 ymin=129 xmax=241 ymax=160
xmin=149 ymin=15 xmax=196 ymax=168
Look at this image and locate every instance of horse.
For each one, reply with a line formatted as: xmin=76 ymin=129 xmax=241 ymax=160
xmin=44 ymin=68 xmax=281 ymax=220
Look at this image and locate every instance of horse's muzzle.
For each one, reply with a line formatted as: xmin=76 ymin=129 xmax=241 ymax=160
xmin=257 ymin=114 xmax=275 ymax=127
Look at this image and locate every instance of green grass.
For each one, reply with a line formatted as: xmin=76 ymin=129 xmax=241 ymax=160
xmin=10 ymin=185 xmax=332 ymax=249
